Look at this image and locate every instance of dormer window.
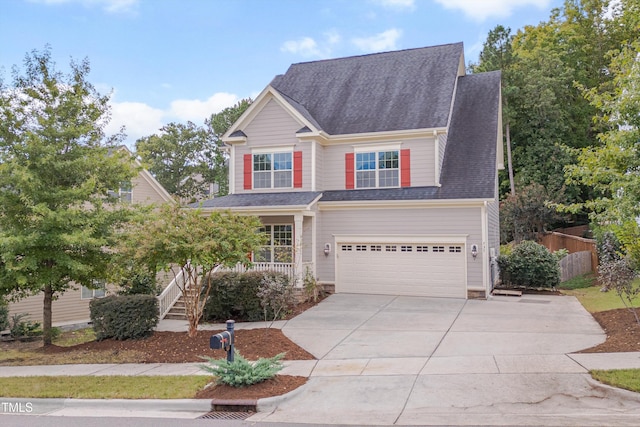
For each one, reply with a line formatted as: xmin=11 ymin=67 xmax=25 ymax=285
xmin=253 ymin=152 xmax=292 ymax=189
xmin=356 ymin=150 xmax=399 ymax=188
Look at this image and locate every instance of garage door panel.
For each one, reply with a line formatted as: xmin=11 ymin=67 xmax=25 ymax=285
xmin=337 ymin=241 xmax=466 ymax=298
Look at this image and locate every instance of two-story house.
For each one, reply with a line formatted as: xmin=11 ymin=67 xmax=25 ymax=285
xmin=195 ymin=43 xmax=503 ymax=299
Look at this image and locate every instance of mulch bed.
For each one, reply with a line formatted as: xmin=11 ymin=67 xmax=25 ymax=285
xmin=194 ymin=375 xmax=308 ymax=400
xmin=39 ymin=328 xmax=315 ymax=362
xmin=578 ymin=308 xmax=640 ymax=353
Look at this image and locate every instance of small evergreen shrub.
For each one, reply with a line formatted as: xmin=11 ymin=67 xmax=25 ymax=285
xmin=203 ymin=271 xmax=289 ymax=322
xmin=90 ymin=294 xmax=159 ymax=341
xmin=200 ymin=351 xmax=284 ymax=387
xmin=497 ymin=240 xmax=560 ymax=288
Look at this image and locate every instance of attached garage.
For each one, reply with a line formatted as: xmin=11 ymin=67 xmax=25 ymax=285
xmin=335 ymin=236 xmax=467 ymax=298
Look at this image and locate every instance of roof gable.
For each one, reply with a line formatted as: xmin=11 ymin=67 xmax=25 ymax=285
xmin=271 ymin=43 xmax=464 ymax=135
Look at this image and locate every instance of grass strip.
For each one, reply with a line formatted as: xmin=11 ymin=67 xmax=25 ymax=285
xmin=591 ymin=369 xmax=640 ymax=393
xmin=561 ymin=283 xmax=640 ymax=313
xmin=0 ymin=376 xmax=212 ymax=399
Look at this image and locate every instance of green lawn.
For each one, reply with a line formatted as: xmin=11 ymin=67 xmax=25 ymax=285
xmin=591 ymin=370 xmax=640 ymax=393
xmin=0 ymin=376 xmax=211 ymax=399
xmin=560 ymin=280 xmax=640 ymax=313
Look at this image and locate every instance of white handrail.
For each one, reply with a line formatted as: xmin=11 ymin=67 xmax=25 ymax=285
xmin=157 ymin=268 xmax=186 ymax=320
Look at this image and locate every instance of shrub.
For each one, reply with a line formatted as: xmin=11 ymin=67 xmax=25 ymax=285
xmin=203 ymin=271 xmax=290 ymax=322
xmin=90 ymin=295 xmax=159 ymax=341
xmin=9 ymin=313 xmax=42 ymax=340
xmin=497 ymin=240 xmax=560 ymax=288
xmin=200 ymin=351 xmax=284 ymax=387
xmin=117 ymin=270 xmax=161 ymax=296
xmin=0 ymin=298 xmax=9 ymax=331
xmin=303 ymin=267 xmax=326 ymax=303
xmin=257 ymin=274 xmax=295 ymax=325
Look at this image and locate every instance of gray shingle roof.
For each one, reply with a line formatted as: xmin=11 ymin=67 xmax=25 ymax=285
xmin=270 ymin=43 xmax=463 ymax=135
xmin=192 ymin=191 xmax=321 ymax=208
xmin=438 ymin=71 xmax=501 ymax=199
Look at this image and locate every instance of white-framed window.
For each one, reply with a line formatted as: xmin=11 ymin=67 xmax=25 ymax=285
xmin=255 ymin=225 xmax=293 ymax=263
xmin=81 ymin=280 xmax=106 ymax=300
xmin=108 ymin=181 xmax=132 ymax=203
xmin=253 ymin=152 xmax=292 ymax=189
xmin=356 ymin=150 xmax=399 ymax=188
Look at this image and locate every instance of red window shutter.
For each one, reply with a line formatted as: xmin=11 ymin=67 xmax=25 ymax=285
xmin=293 ymin=151 xmax=303 ymax=188
xmin=401 ymin=149 xmax=411 ymax=187
xmin=345 ymin=153 xmax=355 ymax=189
xmin=243 ymin=154 xmax=252 ymax=190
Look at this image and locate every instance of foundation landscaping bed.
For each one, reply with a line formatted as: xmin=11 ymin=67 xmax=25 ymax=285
xmin=2 ymin=282 xmax=640 ymax=399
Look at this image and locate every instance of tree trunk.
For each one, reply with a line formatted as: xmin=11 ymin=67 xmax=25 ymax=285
xmin=43 ymin=283 xmax=53 ymax=346
xmin=506 ymin=121 xmax=515 ymax=196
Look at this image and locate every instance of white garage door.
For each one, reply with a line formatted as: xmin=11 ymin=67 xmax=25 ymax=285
xmin=336 ymin=241 xmax=466 ymax=298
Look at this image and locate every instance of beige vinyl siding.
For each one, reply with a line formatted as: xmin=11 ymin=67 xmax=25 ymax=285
xmin=321 ymin=137 xmax=437 ymax=190
xmin=438 ymin=133 xmax=447 ymax=183
xmin=234 ymin=99 xmax=312 ymax=194
xmin=316 ymin=206 xmax=483 ymax=289
xmin=8 ymin=286 xmax=110 ymax=327
xmin=487 ymin=199 xmax=499 ymax=253
xmin=131 ymin=174 xmax=171 ymax=205
xmin=315 ymin=141 xmax=324 ymax=191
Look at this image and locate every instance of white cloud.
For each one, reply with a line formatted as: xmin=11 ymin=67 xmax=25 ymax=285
xmin=105 ymin=100 xmax=164 ymax=144
xmin=169 ymin=92 xmax=239 ymax=123
xmin=433 ymin=0 xmax=551 ymax=21
xmin=28 ymin=0 xmax=139 ymax=14
xmin=104 ymin=92 xmax=241 ymax=147
xmin=373 ymin=0 xmax=415 ymax=10
xmin=280 ymin=30 xmax=342 ymax=59
xmin=281 ymin=37 xmax=324 ymax=58
xmin=352 ymin=29 xmax=402 ymax=53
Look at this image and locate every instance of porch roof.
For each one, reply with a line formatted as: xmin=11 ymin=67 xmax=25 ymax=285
xmin=191 ymin=191 xmax=322 ymax=209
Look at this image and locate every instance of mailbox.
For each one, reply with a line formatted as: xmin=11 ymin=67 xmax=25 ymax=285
xmin=210 ymin=331 xmax=233 ymax=350
xmin=209 ymin=320 xmax=235 ymax=362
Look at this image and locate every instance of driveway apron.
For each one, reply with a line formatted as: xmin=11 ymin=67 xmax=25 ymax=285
xmin=251 ymin=293 xmax=640 ymax=426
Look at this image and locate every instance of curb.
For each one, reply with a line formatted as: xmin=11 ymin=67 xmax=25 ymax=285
xmin=257 ymin=379 xmax=310 ymax=412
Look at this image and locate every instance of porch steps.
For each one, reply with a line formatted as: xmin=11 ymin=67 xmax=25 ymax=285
xmin=162 ymin=289 xmax=199 ymax=321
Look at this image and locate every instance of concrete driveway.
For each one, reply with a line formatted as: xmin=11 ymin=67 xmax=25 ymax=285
xmin=251 ymin=293 xmax=640 ymax=426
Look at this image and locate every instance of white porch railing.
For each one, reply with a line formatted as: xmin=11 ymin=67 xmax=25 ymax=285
xmin=157 ymin=268 xmax=188 ymax=320
xmin=225 ymin=262 xmax=295 ymax=277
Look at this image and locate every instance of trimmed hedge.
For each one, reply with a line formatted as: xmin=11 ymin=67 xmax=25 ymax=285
xmin=203 ymin=271 xmax=290 ymax=322
xmin=90 ymin=294 xmax=159 ymax=341
xmin=497 ymin=240 xmax=560 ymax=289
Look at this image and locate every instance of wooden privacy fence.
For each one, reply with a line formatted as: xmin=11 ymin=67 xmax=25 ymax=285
xmin=539 ymin=231 xmax=598 ymax=275
xmin=558 ymin=251 xmax=593 ymax=282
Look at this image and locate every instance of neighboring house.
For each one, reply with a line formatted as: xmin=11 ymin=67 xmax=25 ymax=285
xmin=193 ymin=43 xmax=503 ymax=299
xmin=7 ymin=151 xmax=175 ymax=327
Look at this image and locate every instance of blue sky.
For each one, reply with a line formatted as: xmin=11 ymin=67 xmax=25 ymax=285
xmin=0 ymin=0 xmax=563 ymax=147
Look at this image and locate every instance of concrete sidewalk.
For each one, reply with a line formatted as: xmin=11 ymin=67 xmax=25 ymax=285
xmin=1 ymin=293 xmax=640 ymax=425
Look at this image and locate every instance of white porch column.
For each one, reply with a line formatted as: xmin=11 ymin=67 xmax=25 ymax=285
xmin=294 ymin=213 xmax=304 ymax=287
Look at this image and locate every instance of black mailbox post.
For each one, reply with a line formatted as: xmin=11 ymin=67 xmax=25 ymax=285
xmin=209 ymin=320 xmax=235 ymax=362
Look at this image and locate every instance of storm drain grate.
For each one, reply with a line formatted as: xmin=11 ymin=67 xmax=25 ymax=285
xmin=199 ymin=411 xmax=255 ymax=420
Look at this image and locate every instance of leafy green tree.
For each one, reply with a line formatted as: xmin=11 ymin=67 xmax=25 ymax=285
xmin=135 ymin=121 xmax=211 ymax=202
xmin=204 ymin=98 xmax=252 ymax=196
xmin=500 ymin=183 xmax=567 ymax=243
xmin=0 ymin=47 xmax=140 ymax=345
xmin=565 ymin=38 xmax=640 ymax=261
xmin=118 ymin=205 xmax=264 ymax=337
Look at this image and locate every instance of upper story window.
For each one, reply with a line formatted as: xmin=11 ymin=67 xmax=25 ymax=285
xmin=108 ymin=181 xmax=132 ymax=203
xmin=253 ymin=152 xmax=292 ymax=189
xmin=356 ymin=150 xmax=399 ymax=188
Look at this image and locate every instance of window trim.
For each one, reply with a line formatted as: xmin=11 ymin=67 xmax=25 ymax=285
xmin=354 ymin=149 xmax=400 ymax=189
xmin=81 ymin=281 xmax=106 ymax=300
xmin=255 ymin=224 xmax=294 ymax=263
xmin=252 ymin=151 xmax=294 ymax=189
